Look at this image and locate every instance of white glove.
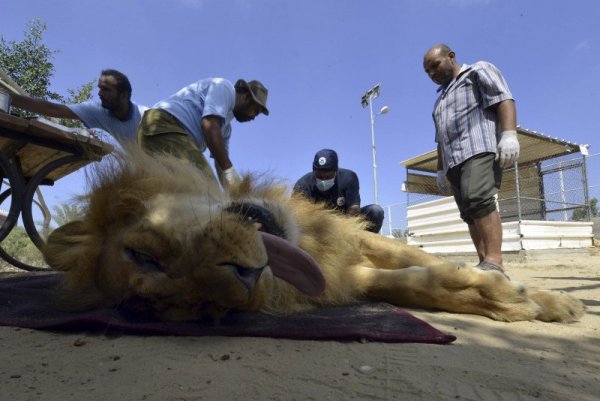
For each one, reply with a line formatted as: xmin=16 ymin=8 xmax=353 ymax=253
xmin=496 ymin=130 xmax=520 ymax=168
xmin=223 ymin=166 xmax=241 ymax=186
xmin=436 ymin=170 xmax=452 ymax=195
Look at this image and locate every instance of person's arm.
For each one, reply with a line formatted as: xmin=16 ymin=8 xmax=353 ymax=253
xmin=202 ymin=115 xmax=240 ymax=186
xmin=201 ymin=115 xmax=232 ymax=171
xmin=347 ymin=205 xmax=360 ymax=217
xmin=495 ymin=99 xmax=517 ymax=132
xmin=436 ymin=143 xmax=451 ymax=195
xmin=292 ymin=179 xmax=303 ymax=196
xmin=292 ymin=175 xmax=315 ymax=200
xmin=10 ymin=93 xmax=79 ymax=119
xmin=494 ymin=99 xmax=519 ymax=168
xmin=345 ymin=171 xmax=361 ymax=216
xmin=436 ymin=143 xmax=443 ymax=171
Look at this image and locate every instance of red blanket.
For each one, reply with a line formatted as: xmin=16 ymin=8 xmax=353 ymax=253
xmin=0 ymin=273 xmax=455 ymax=344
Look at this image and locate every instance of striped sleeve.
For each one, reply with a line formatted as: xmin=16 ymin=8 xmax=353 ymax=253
xmin=473 ymin=62 xmax=514 ymax=109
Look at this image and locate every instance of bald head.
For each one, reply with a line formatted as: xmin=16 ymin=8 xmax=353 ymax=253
xmin=424 ymin=44 xmax=453 ymax=60
xmin=423 ymin=44 xmax=460 ymax=86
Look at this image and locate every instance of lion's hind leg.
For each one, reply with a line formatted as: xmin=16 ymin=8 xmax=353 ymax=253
xmin=358 ymin=263 xmax=544 ymax=322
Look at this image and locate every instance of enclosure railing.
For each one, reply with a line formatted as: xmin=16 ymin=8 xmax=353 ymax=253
xmin=383 ymin=152 xmax=600 ymax=238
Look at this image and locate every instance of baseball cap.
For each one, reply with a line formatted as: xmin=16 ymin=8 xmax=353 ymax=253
xmin=312 ymin=149 xmax=338 ymax=170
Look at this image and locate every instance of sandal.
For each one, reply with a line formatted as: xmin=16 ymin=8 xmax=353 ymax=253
xmin=476 ymin=261 xmax=510 ymax=280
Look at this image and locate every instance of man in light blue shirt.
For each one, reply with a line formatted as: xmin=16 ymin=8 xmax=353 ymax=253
xmin=137 ymin=78 xmax=269 ymax=187
xmin=424 ymin=44 xmax=519 ymax=276
xmin=8 ymin=69 xmax=147 ymax=146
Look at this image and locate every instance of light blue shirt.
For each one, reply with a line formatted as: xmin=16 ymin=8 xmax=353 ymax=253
xmin=68 ymin=101 xmax=148 ymax=145
xmin=433 ymin=61 xmax=514 ymax=172
xmin=153 ymin=78 xmax=235 ymax=152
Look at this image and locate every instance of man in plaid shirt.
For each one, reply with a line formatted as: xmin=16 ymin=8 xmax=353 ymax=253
xmin=423 ymin=44 xmax=519 ymax=276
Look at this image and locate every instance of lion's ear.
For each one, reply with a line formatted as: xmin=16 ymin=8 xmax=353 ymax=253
xmin=43 ymin=221 xmax=94 ymax=272
xmin=43 ymin=221 xmax=108 ymax=311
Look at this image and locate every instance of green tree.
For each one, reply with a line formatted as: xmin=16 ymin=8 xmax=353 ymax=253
xmin=571 ymin=198 xmax=598 ymax=221
xmin=0 ymin=18 xmax=94 ymax=263
xmin=52 ymin=202 xmax=85 ymax=227
xmin=0 ymin=18 xmax=62 ymax=103
xmin=0 ymin=18 xmax=95 ymax=124
xmin=391 ymin=228 xmax=409 ymax=243
xmin=67 ymin=80 xmax=95 ymax=104
xmin=0 ymin=226 xmax=45 ymax=268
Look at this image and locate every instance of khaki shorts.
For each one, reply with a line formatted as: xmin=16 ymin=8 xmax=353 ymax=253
xmin=136 ymin=108 xmax=215 ymax=179
xmin=446 ymin=152 xmax=502 ymax=224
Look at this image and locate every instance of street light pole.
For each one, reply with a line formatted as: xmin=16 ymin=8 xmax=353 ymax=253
xmin=361 ymin=83 xmax=387 ymax=206
xmin=387 ymin=205 xmax=393 ymax=237
xmin=368 ymin=98 xmax=379 ymax=205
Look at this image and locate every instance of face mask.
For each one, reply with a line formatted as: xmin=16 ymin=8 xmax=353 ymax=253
xmin=316 ymin=177 xmax=335 ymax=192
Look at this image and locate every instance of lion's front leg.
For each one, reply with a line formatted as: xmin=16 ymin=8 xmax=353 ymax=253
xmin=356 ymin=263 xmax=545 ymax=322
xmin=528 ymin=289 xmax=585 ymax=322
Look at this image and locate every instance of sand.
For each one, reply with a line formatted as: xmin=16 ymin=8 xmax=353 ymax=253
xmin=0 ymin=252 xmax=598 ymax=401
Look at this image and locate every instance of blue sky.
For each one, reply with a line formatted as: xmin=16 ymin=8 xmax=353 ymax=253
xmin=2 ymin=0 xmax=599 ymax=233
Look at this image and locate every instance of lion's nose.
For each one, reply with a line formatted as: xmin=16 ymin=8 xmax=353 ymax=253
xmin=225 ymin=264 xmax=266 ymax=292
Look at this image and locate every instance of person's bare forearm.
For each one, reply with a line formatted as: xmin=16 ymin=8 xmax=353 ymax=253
xmin=496 ymin=99 xmax=517 ymax=132
xmin=10 ymin=93 xmax=79 ymax=119
xmin=201 ymin=117 xmax=232 ymax=171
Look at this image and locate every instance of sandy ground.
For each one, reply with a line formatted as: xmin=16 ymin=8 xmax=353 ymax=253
xmin=0 ymin=252 xmax=598 ymax=401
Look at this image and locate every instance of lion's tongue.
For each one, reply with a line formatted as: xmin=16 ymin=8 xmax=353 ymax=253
xmin=259 ymin=232 xmax=326 ymax=296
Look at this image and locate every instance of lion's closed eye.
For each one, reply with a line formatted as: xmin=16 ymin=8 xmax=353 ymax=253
xmin=218 ymin=262 xmax=266 ymax=292
xmin=125 ymin=247 xmax=166 ymax=273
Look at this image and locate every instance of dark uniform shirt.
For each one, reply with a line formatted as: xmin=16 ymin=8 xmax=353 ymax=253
xmin=293 ymin=168 xmax=360 ymax=213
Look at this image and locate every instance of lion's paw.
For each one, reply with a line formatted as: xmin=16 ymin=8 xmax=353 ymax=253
xmin=530 ymin=290 xmax=586 ymax=322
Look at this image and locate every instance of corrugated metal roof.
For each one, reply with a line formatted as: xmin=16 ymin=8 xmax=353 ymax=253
xmin=400 ymin=126 xmax=590 ymax=173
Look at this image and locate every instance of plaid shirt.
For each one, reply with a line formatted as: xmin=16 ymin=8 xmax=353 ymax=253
xmin=433 ymin=61 xmax=514 ymax=171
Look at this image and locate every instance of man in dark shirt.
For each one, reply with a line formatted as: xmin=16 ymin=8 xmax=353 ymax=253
xmin=293 ymin=149 xmax=384 ymax=233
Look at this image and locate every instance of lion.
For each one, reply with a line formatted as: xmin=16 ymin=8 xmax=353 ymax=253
xmin=42 ymin=149 xmax=585 ymax=323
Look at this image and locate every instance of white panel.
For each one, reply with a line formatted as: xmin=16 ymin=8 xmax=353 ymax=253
xmin=521 ymin=238 xmax=593 ymax=249
xmin=407 ymin=198 xmax=594 ymax=253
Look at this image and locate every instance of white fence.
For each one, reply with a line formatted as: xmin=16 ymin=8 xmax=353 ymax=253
xmin=405 ymin=196 xmax=592 ymax=253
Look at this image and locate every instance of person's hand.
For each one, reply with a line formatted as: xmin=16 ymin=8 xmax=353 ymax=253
xmin=436 ymin=170 xmax=452 ymax=195
xmin=223 ymin=166 xmax=241 ymax=187
xmin=496 ymin=130 xmax=520 ymax=168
